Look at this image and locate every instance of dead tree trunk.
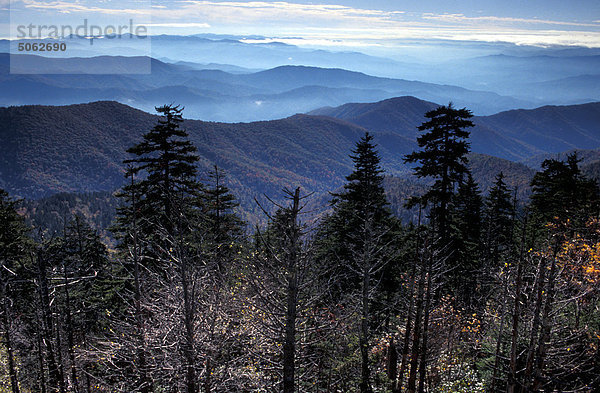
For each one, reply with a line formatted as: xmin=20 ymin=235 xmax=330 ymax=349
xmin=398 ymin=208 xmax=422 ymax=393
xmin=2 ymin=280 xmax=20 ymax=393
xmin=36 ymin=250 xmax=63 ymax=393
xmin=62 ymin=265 xmax=78 ymax=393
xmin=417 ymin=250 xmax=433 ymax=393
xmin=396 ymin=266 xmax=415 ymax=393
xmin=35 ymin=313 xmax=47 ymax=393
xmin=387 ymin=337 xmax=398 ymax=392
xmin=523 ymin=255 xmax=547 ymax=390
xmin=490 ymin=265 xmax=508 ymax=393
xmin=283 ymin=188 xmax=301 ymax=393
xmin=181 ymin=246 xmax=197 ymax=393
xmin=129 ymin=174 xmax=152 ymax=393
xmin=507 ymin=216 xmax=527 ymax=393
xmin=407 ymin=241 xmax=427 ymax=393
xmin=359 ymin=259 xmax=372 ymax=393
xmin=532 ymin=247 xmax=559 ymax=391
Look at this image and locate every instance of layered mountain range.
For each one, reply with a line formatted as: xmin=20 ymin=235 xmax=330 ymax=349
xmin=3 ymin=35 xmax=599 ymax=123
xmin=3 ymin=98 xmax=599 ymax=210
xmin=3 ymin=37 xmax=599 ymax=221
xmin=1 ymin=53 xmax=585 ymax=122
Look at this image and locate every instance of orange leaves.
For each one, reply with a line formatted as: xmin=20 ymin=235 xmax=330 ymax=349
xmin=556 ymin=222 xmax=600 ymax=287
xmin=461 ymin=313 xmax=481 ymax=335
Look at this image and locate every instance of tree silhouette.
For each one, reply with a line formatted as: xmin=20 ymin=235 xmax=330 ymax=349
xmin=404 ymin=103 xmax=474 ymax=242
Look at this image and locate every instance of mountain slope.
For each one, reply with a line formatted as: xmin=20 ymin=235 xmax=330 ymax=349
xmin=0 ymin=99 xmax=561 ymax=225
xmin=523 ymin=74 xmax=600 ymax=102
xmin=0 ymin=101 xmax=415 ymax=204
xmin=476 ymin=103 xmax=600 ymax=154
xmin=309 ymin=95 xmax=439 ymax=140
xmin=311 ymin=97 xmax=600 ymax=161
xmin=1 ymin=54 xmax=533 ymax=120
xmin=0 ymin=98 xmax=553 ymax=199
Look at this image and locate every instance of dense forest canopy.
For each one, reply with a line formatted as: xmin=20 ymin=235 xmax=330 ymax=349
xmin=1 ymin=103 xmax=600 ymax=393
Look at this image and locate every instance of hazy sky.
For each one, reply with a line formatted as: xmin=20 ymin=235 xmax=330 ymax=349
xmin=3 ymin=0 xmax=600 ymax=48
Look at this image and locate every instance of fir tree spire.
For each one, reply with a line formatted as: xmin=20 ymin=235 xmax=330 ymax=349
xmin=484 ymin=172 xmax=514 ymax=266
xmin=332 ymin=132 xmax=389 ymax=220
xmin=117 ymin=104 xmax=202 ymax=243
xmin=404 ymin=103 xmax=474 ymax=240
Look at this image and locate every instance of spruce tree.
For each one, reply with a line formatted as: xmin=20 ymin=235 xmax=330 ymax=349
xmin=119 ymin=104 xmax=202 ymax=245
xmin=337 ymin=132 xmax=389 ymax=219
xmin=483 ymin=172 xmax=514 ymax=267
xmin=0 ymin=189 xmax=31 ymax=393
xmin=317 ymin=132 xmax=396 ymax=293
xmin=315 ymin=133 xmax=398 ymax=393
xmin=329 ymin=132 xmax=392 ymax=235
xmin=448 ymin=172 xmax=483 ymax=305
xmin=45 ymin=215 xmax=112 ymax=393
xmin=529 ymin=153 xmax=598 ymax=232
xmin=255 ymin=188 xmax=306 ymax=393
xmin=114 ymin=104 xmax=204 ymax=275
xmin=404 ymin=103 xmax=474 ymax=241
xmin=453 ymin=172 xmax=483 ymax=268
xmin=61 ymin=215 xmax=114 ymax=330
xmin=114 ymin=104 xmax=203 ymax=393
xmin=200 ymin=165 xmax=245 ymax=272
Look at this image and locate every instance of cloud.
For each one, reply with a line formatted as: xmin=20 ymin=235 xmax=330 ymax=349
xmin=13 ymin=0 xmax=406 ymax=30
xmin=15 ymin=0 xmax=403 ymax=24
xmin=9 ymin=0 xmax=600 ymax=48
xmin=147 ymin=22 xmax=210 ymax=28
xmin=422 ymin=12 xmax=600 ymax=28
xmin=161 ymin=0 xmax=406 ymax=27
xmin=20 ymin=0 xmax=151 ymax=16
xmin=153 ymin=1 xmax=600 ymax=48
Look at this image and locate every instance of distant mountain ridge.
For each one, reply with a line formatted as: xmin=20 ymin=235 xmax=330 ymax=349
xmin=311 ymin=97 xmax=600 ymax=161
xmin=4 ymin=34 xmax=599 ymax=110
xmin=2 ymin=98 xmax=597 ymax=211
xmin=0 ymin=101 xmax=408 ymax=203
xmin=1 ymin=53 xmax=534 ymax=121
xmin=478 ymin=102 xmax=600 ymax=154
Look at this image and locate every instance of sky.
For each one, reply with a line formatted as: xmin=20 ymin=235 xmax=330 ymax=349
xmin=3 ymin=0 xmax=600 ymax=49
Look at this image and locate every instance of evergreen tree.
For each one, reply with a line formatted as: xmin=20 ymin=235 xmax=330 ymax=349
xmin=483 ymin=172 xmax=515 ymax=267
xmin=118 ymin=104 xmax=202 ymax=247
xmin=113 ymin=104 xmax=204 ymax=393
xmin=529 ymin=153 xmax=598 ymax=232
xmin=315 ymin=133 xmax=398 ymax=393
xmin=40 ymin=215 xmax=112 ymax=393
xmin=34 ymin=237 xmax=66 ymax=393
xmin=200 ymin=165 xmax=245 ymax=273
xmin=335 ymin=132 xmax=390 ymax=220
xmin=61 ymin=214 xmax=114 ymax=332
xmin=316 ymin=132 xmax=396 ymax=295
xmin=404 ymin=103 xmax=474 ymax=242
xmin=324 ymin=132 xmax=393 ymax=245
xmin=0 ymin=189 xmax=31 ymax=393
xmin=255 ymin=188 xmax=306 ymax=393
xmin=193 ymin=166 xmax=246 ymax=392
xmin=452 ymin=172 xmax=483 ymax=283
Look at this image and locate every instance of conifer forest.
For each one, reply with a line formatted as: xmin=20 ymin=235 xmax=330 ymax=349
xmin=2 ymin=103 xmax=600 ymax=393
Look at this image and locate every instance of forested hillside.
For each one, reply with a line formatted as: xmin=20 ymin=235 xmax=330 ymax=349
xmin=3 ymin=98 xmax=599 ymax=202
xmin=2 ymin=102 xmax=599 ymax=392
xmin=312 ymin=97 xmax=600 ymax=161
xmin=19 ymin=191 xmax=119 ymax=243
xmin=0 ymin=101 xmax=379 ymax=204
xmin=19 ymin=152 xmax=533 ymax=237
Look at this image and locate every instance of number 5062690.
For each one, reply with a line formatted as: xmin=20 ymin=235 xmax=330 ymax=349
xmin=18 ymin=42 xmax=67 ymax=52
